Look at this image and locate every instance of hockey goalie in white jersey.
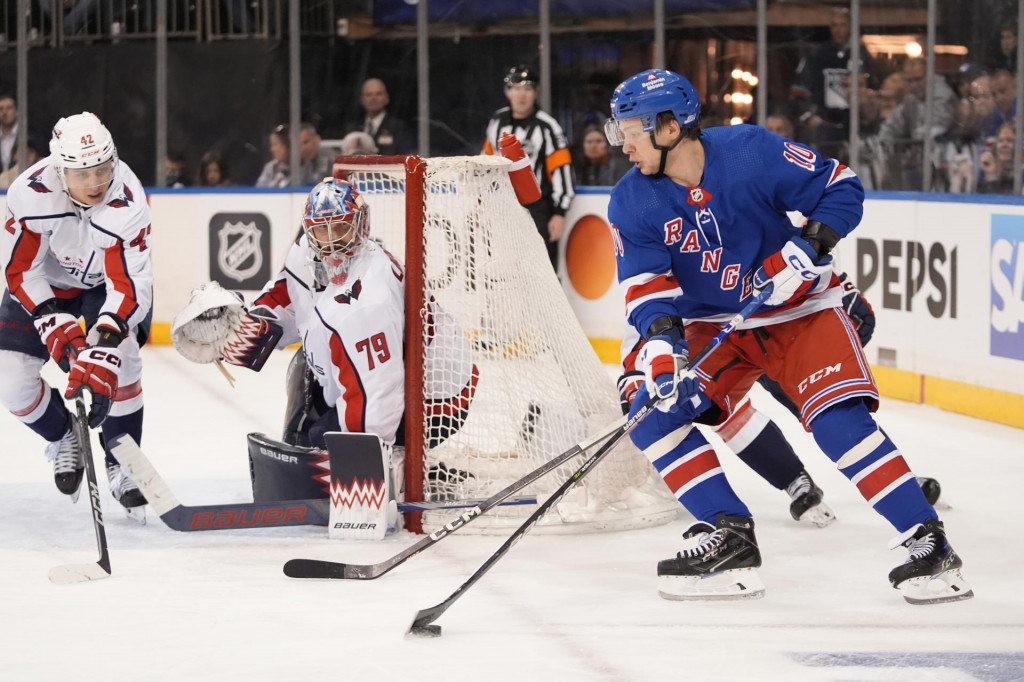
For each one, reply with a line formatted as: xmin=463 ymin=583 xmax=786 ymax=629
xmin=172 ymin=179 xmax=478 ymax=534
xmin=0 ymin=112 xmax=151 ymax=521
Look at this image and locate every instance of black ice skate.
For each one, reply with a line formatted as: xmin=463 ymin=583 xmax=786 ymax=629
xmin=786 ymin=470 xmax=836 ymax=528
xmin=657 ymin=514 xmax=765 ymax=601
xmin=888 ymin=519 xmax=973 ymax=605
xmin=45 ymin=417 xmax=86 ymax=502
xmin=107 ymin=464 xmax=148 ymax=524
xmin=917 ymin=477 xmax=942 ymax=507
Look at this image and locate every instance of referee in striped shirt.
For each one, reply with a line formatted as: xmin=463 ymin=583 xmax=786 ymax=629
xmin=483 ymin=65 xmax=576 ymax=272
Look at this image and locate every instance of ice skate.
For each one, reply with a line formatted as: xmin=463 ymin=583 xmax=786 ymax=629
xmin=107 ymin=464 xmax=147 ymax=524
xmin=45 ymin=417 xmax=86 ymax=503
xmin=657 ymin=514 xmax=765 ymax=601
xmin=786 ymin=470 xmax=836 ymax=527
xmin=917 ymin=477 xmax=943 ymax=507
xmin=888 ymin=519 xmax=973 ymax=605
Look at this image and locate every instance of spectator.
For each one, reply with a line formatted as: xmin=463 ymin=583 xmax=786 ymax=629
xmin=482 ymin=64 xmax=576 ymax=272
xmin=298 ymin=122 xmax=334 ymax=185
xmin=574 ymin=124 xmax=630 ymax=186
xmin=878 ymin=73 xmax=905 ymax=120
xmin=339 ymin=131 xmax=378 ymax=156
xmin=878 ymin=58 xmax=957 ymax=190
xmin=0 ymin=139 xmax=39 ymax=190
xmin=984 ymin=69 xmax=1017 ymax=140
xmin=935 ymin=72 xmax=994 ymax=193
xmin=841 ymin=73 xmax=888 ymax=190
xmin=1 ymin=94 xmax=21 ymax=174
xmin=165 ymin=150 xmax=189 ymax=188
xmin=790 ymin=7 xmax=878 ymax=159
xmin=255 ymin=124 xmax=290 ymax=188
xmin=977 ymin=122 xmax=1018 ymax=194
xmin=763 ymin=113 xmax=795 ymax=139
xmin=196 ymin=151 xmax=232 ymax=187
xmin=350 ymin=79 xmax=414 ymax=155
xmin=991 ymin=22 xmax=1018 ymax=74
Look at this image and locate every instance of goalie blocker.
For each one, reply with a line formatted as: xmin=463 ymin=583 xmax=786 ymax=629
xmin=249 ymin=431 xmax=402 ymax=540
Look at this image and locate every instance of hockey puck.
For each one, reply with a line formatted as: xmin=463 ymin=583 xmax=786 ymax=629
xmin=408 ymin=624 xmax=442 ymax=638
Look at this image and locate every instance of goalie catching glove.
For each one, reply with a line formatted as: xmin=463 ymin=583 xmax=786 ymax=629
xmin=637 ymin=316 xmax=702 ymax=414
xmin=171 ymin=281 xmax=283 ymax=371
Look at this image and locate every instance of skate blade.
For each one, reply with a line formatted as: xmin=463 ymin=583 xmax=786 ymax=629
xmin=69 ymin=485 xmax=82 ymax=504
xmin=899 ymin=569 xmax=974 ymax=605
xmin=799 ymin=503 xmax=837 ymax=528
xmin=122 ymin=505 xmax=147 ymax=525
xmin=658 ymin=567 xmax=766 ymax=601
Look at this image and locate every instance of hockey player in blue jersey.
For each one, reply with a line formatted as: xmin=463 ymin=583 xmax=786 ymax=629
xmin=605 ymin=69 xmax=971 ymax=605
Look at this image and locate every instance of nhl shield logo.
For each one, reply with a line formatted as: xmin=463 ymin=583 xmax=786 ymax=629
xmin=218 ymin=221 xmax=263 ymax=283
xmin=687 ymin=186 xmax=713 ymax=210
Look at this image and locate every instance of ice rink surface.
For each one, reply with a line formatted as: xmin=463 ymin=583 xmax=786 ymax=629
xmin=2 ymin=346 xmax=1023 ymax=682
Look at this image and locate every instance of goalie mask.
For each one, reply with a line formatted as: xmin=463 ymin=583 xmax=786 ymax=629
xmin=302 ymin=179 xmax=369 ymax=285
xmin=49 ymin=112 xmax=118 ymax=204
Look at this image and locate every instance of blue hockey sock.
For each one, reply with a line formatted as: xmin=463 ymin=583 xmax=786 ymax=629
xmin=20 ymin=386 xmax=71 ymax=443
xmin=102 ymin=407 xmax=144 ymax=467
xmin=716 ymin=400 xmax=803 ymax=490
xmin=811 ymin=400 xmax=934 ymax=532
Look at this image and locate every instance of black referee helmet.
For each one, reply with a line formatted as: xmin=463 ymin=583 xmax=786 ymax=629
xmin=504 ymin=64 xmax=539 ymax=88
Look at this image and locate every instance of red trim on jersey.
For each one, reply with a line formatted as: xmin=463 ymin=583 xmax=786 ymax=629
xmin=625 ymin=274 xmax=679 ymax=307
xmin=103 ymin=244 xmax=138 ymax=321
xmin=715 ymin=400 xmax=754 ymax=442
xmin=253 ymin=275 xmax=291 ymax=310
xmin=114 ymin=380 xmax=143 ymax=402
xmin=424 ymin=364 xmax=480 ymax=421
xmin=6 ymin=227 xmax=43 ymax=311
xmin=856 ymin=455 xmax=911 ymax=501
xmin=329 ymin=333 xmax=367 ymax=432
xmin=11 ymin=381 xmax=47 ymax=417
xmin=661 ymin=448 xmax=722 ymax=495
xmin=749 ymin=271 xmax=841 ymax=320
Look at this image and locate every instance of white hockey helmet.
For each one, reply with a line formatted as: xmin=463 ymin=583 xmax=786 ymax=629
xmin=49 ymin=112 xmax=118 ymax=190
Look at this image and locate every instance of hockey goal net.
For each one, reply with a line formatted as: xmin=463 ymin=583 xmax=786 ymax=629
xmin=332 ymin=155 xmax=677 ymax=534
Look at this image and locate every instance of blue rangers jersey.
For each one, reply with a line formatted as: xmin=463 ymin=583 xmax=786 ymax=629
xmin=609 ymin=124 xmax=864 ymax=338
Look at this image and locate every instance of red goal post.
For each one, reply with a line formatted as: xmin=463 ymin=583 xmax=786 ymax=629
xmin=332 ymin=154 xmax=677 ymax=535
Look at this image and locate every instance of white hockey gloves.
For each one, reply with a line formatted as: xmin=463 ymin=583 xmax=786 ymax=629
xmin=171 ymin=281 xmax=283 ymax=371
xmin=753 ymin=236 xmax=832 ymax=307
xmin=637 ymin=318 xmax=702 ymax=414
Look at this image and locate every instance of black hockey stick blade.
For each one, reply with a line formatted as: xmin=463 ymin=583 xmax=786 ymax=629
xmin=281 ymin=416 xmax=626 ymax=581
xmin=49 ymin=396 xmax=111 ymax=584
xmin=108 ymin=435 xmax=537 ymax=532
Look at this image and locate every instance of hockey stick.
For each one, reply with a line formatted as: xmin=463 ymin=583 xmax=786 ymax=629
xmin=49 ymin=396 xmax=112 ymax=584
xmin=407 ymin=287 xmax=772 ymax=635
xmin=108 ymin=434 xmax=537 ymax=532
xmin=282 ymin=416 xmax=627 ymax=579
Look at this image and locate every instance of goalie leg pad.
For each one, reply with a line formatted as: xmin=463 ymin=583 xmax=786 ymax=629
xmin=248 ymin=432 xmax=330 ymax=502
xmin=326 ymin=432 xmax=393 ymax=541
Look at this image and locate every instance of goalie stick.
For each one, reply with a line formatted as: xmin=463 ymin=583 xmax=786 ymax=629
xmin=408 ymin=286 xmax=772 ymax=635
xmin=282 ymin=415 xmax=626 ymax=580
xmin=49 ymin=396 xmax=112 ymax=585
xmin=108 ymin=435 xmax=536 ymax=532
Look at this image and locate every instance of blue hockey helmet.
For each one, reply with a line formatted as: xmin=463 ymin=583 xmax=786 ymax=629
xmin=302 ymin=179 xmax=369 ymax=281
xmin=605 ymin=69 xmax=701 ymax=146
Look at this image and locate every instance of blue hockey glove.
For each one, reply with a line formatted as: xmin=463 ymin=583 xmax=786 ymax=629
xmin=839 ymin=273 xmax=876 ymax=347
xmin=753 ymin=237 xmax=832 ymax=306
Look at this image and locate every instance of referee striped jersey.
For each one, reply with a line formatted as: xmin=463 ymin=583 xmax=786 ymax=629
xmin=483 ymin=107 xmax=575 ymax=213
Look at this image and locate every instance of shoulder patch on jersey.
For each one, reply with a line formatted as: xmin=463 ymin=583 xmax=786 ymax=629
xmin=107 ymin=183 xmax=134 ymax=208
xmin=334 ymin=279 xmax=362 ymax=305
xmin=27 ymin=167 xmax=52 ymax=193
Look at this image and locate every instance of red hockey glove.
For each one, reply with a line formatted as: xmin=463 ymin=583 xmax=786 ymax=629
xmin=753 ymin=237 xmax=832 ymax=306
xmin=66 ymin=344 xmax=123 ymax=429
xmin=33 ymin=309 xmax=87 ymax=372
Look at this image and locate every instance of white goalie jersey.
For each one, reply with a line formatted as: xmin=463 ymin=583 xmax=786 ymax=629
xmin=252 ymin=236 xmax=476 ymax=447
xmin=2 ymin=157 xmax=153 ymax=327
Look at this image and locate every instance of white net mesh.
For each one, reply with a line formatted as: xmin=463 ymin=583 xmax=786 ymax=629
xmin=335 ymin=155 xmax=678 ymax=534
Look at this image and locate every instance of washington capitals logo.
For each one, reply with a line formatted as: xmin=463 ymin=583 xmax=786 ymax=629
xmin=107 ymin=183 xmax=134 ymax=208
xmin=27 ymin=167 xmax=51 ymax=193
xmin=687 ymin=186 xmax=713 ymax=210
xmin=334 ymin=279 xmax=362 ymax=305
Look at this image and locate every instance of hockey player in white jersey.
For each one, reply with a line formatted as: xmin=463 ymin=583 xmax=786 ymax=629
xmin=0 ymin=112 xmax=151 ymax=519
xmin=172 ymin=179 xmax=477 ymax=515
